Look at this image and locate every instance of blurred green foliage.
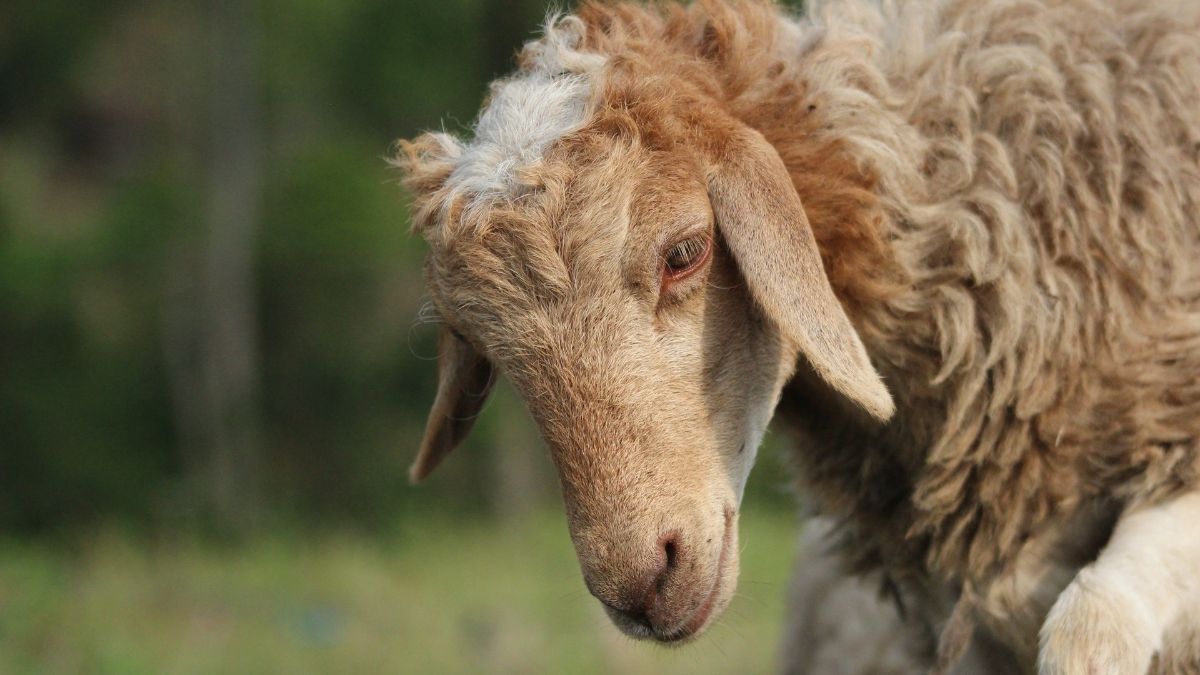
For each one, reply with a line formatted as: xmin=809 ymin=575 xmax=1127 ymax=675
xmin=1 ymin=0 xmax=518 ymax=533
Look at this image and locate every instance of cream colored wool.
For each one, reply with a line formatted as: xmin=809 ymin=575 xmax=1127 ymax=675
xmin=788 ymin=0 xmax=1200 ymax=576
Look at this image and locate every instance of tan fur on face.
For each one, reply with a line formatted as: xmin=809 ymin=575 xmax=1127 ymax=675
xmin=406 ymin=123 xmax=796 ymax=637
xmin=397 ymin=0 xmax=1200 ymax=665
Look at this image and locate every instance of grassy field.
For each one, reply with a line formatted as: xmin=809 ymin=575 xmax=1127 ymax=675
xmin=0 ymin=510 xmax=800 ymax=674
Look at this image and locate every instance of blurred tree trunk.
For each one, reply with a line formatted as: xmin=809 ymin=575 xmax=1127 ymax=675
xmin=198 ymin=0 xmax=264 ymax=530
xmin=163 ymin=0 xmax=264 ymax=532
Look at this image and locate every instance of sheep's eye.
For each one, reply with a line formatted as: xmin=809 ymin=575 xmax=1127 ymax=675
xmin=662 ymin=235 xmax=711 ymax=278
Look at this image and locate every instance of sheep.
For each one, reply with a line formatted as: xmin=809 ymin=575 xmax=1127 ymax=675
xmin=395 ymin=0 xmax=1200 ymax=671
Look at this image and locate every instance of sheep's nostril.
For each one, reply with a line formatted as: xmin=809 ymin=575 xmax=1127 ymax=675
xmin=624 ymin=530 xmax=681 ymax=619
xmin=659 ymin=532 xmax=681 ymax=583
xmin=649 ymin=530 xmax=684 ymax=602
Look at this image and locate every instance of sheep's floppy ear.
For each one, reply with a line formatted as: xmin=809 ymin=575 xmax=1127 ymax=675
xmin=708 ymin=129 xmax=895 ymax=421
xmin=410 ymin=328 xmax=495 ymax=482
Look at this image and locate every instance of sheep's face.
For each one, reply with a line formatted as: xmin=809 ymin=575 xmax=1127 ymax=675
xmin=417 ymin=137 xmax=792 ymax=642
xmin=397 ymin=12 xmax=893 ymax=646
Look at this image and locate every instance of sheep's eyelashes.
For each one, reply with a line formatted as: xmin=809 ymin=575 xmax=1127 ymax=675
xmin=661 ymin=235 xmax=712 ymax=284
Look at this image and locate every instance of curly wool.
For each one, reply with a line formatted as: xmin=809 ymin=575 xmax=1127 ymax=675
xmin=760 ymin=0 xmax=1200 ymax=581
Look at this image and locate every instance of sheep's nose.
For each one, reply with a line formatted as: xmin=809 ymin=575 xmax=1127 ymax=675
xmin=596 ymin=531 xmax=682 ymax=627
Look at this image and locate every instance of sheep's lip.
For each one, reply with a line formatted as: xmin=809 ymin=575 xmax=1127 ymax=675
xmin=654 ymin=506 xmax=735 ymax=644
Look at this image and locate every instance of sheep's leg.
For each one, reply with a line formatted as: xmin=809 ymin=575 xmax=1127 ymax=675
xmin=780 ymin=517 xmax=951 ymax=675
xmin=779 ymin=518 xmax=928 ymax=675
xmin=1038 ymin=490 xmax=1200 ymax=675
xmin=778 ymin=518 xmax=1026 ymax=675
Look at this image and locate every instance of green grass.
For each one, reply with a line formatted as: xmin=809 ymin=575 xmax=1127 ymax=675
xmin=0 ymin=510 xmax=799 ymax=674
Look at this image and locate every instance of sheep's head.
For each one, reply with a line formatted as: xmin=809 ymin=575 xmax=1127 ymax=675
xmin=396 ymin=9 xmax=892 ymax=644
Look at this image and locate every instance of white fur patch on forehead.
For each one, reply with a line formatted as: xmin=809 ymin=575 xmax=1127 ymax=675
xmin=442 ymin=15 xmax=606 ymax=223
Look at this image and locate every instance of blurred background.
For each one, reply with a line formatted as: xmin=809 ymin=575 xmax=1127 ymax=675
xmin=0 ymin=0 xmax=806 ymax=672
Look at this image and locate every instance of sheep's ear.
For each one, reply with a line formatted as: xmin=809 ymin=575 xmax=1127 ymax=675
xmin=411 ymin=328 xmax=495 ymax=482
xmin=707 ymin=129 xmax=895 ymax=421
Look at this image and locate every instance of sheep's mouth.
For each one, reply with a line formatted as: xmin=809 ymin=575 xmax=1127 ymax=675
xmin=652 ymin=506 xmax=736 ymax=644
